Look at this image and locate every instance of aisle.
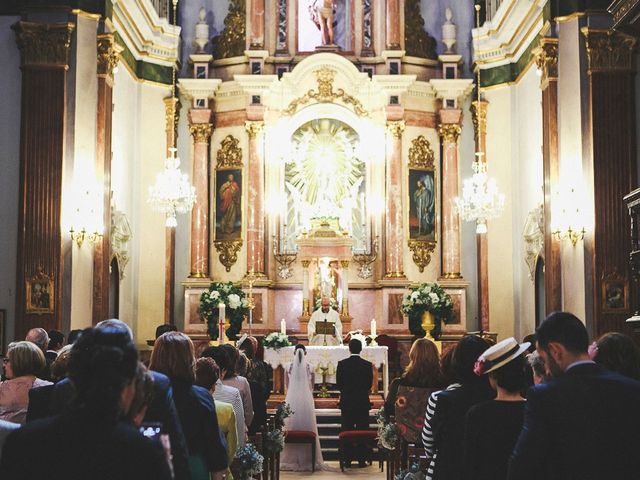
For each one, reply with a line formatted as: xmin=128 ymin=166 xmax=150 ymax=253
xmin=280 ymin=462 xmax=384 ymax=479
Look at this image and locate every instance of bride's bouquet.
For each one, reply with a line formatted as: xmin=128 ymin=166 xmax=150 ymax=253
xmin=235 ymin=443 xmax=264 ymax=480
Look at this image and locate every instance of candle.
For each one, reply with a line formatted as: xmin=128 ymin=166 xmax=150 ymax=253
xmin=371 ymin=318 xmax=377 ymax=337
xmin=218 ymin=303 xmax=226 ymax=344
xmin=280 ymin=318 xmax=287 ymax=335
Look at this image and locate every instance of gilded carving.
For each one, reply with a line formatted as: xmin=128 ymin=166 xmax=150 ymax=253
xmin=245 ymin=121 xmax=264 ymax=139
xmin=523 ymin=204 xmax=544 ymax=281
xmin=164 ymin=97 xmax=181 ymax=142
xmin=189 ymin=123 xmax=213 ymax=143
xmin=533 ymin=38 xmax=558 ymax=89
xmin=13 ymin=21 xmax=75 ymax=68
xmin=340 ymin=260 xmax=349 ymax=268
xmin=301 ymin=260 xmax=311 ymax=268
xmin=404 ymin=0 xmax=437 ymax=59
xmin=470 ymin=100 xmax=488 ymax=141
xmin=97 ymin=33 xmax=123 ymax=78
xmin=212 ymin=0 xmax=246 ymax=59
xmin=437 ymin=123 xmax=462 ymax=144
xmin=214 ymin=240 xmax=243 ymax=272
xmin=408 ymin=239 xmax=436 ymax=273
xmin=216 ymin=135 xmax=243 ymax=168
xmin=408 ymin=135 xmax=435 ymax=169
xmin=284 ymin=67 xmax=368 ymax=117
xmin=582 ymin=29 xmax=637 ymax=73
xmin=386 ymin=120 xmax=405 ymax=138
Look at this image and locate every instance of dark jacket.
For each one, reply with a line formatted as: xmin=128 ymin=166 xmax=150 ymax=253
xmin=430 ymin=377 xmax=495 ymax=480
xmin=508 ymin=362 xmax=640 ymax=480
xmin=0 ymin=409 xmax=172 ymax=480
xmin=336 ymin=354 xmax=373 ymax=411
xmin=27 ymin=371 xmax=191 ymax=480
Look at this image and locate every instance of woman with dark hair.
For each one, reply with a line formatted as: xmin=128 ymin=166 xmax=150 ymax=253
xmin=462 ymin=337 xmax=529 ymax=480
xmin=150 ymin=332 xmax=228 ymax=480
xmin=590 ymin=332 xmax=640 ymax=380
xmin=220 ymin=344 xmax=254 ymax=429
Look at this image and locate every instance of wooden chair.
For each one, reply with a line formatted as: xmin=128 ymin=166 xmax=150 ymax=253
xmin=338 ymin=430 xmax=382 ymax=472
xmin=284 ymin=430 xmax=317 ymax=472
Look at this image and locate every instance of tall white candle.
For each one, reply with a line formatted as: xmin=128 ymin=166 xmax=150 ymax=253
xmin=371 ymin=318 xmax=377 ymax=337
xmin=281 ymin=318 xmax=287 ymax=335
xmin=218 ymin=303 xmax=226 ymax=344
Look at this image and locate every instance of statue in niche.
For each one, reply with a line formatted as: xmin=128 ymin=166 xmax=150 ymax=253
xmin=309 ymin=0 xmax=335 ymax=45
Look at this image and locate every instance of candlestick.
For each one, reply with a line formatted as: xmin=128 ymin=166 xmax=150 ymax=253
xmin=280 ymin=318 xmax=287 ymax=335
xmin=218 ymin=303 xmax=226 ymax=344
xmin=371 ymin=318 xmax=377 ymax=337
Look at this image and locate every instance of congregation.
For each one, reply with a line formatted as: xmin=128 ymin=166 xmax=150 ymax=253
xmin=0 ymin=311 xmax=639 ymax=479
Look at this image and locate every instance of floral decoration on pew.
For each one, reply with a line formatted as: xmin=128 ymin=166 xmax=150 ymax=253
xmin=375 ymin=406 xmax=400 ymax=450
xmin=263 ymin=332 xmax=293 ymax=350
xmin=395 ymin=463 xmax=426 ymax=480
xmin=235 ymin=443 xmax=264 ymax=480
xmin=274 ymin=402 xmax=294 ymax=430
xmin=199 ymin=281 xmax=249 ymax=341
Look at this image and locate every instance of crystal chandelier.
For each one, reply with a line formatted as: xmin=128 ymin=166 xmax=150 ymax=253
xmin=455 ymin=4 xmax=505 ymax=234
xmin=147 ymin=0 xmax=195 ymax=227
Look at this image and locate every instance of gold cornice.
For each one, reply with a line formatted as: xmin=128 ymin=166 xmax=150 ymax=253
xmin=189 ymin=123 xmax=213 ymax=144
xmin=216 ymin=135 xmax=243 ymax=168
xmin=581 ymin=28 xmax=637 ymax=74
xmin=533 ymin=37 xmax=558 ymax=89
xmin=386 ymin=120 xmax=405 ymax=138
xmin=408 ymin=240 xmax=436 ymax=273
xmin=245 ymin=121 xmax=264 ymax=139
xmin=12 ymin=21 xmax=75 ymax=69
xmin=214 ymin=240 xmax=243 ymax=272
xmin=437 ymin=123 xmax=462 ymax=144
xmin=97 ymin=33 xmax=123 ymax=78
xmin=470 ymin=100 xmax=488 ymax=141
xmin=408 ymin=135 xmax=435 ymax=169
xmin=71 ymin=9 xmax=102 ymax=21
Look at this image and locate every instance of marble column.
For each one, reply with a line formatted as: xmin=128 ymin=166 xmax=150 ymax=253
xmin=437 ymin=114 xmax=463 ymax=279
xmin=340 ymin=260 xmax=350 ymax=317
xmin=302 ymin=260 xmax=311 ymax=317
xmin=188 ymin=110 xmax=213 ymax=278
xmin=250 ymin=0 xmax=265 ymax=48
xmin=245 ymin=121 xmax=266 ymax=276
xmin=385 ymin=120 xmax=406 ymax=278
xmin=164 ymin=96 xmax=180 ymax=324
xmin=386 ymin=0 xmax=401 ymax=49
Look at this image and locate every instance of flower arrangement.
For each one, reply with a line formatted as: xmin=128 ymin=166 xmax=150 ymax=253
xmin=263 ymin=429 xmax=285 ymax=454
xmin=376 ymin=406 xmax=400 ymax=450
xmin=199 ymin=281 xmax=249 ymax=341
xmin=262 ymin=332 xmax=293 ymax=350
xmin=401 ymin=282 xmax=454 ymax=339
xmin=313 ymin=297 xmax=339 ymax=311
xmin=235 ymin=443 xmax=264 ymax=480
xmin=274 ymin=402 xmax=294 ymax=430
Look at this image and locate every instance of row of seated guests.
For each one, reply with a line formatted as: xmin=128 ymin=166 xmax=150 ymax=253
xmin=407 ymin=312 xmax=640 ymax=480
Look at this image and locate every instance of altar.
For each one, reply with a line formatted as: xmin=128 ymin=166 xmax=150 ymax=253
xmin=264 ymin=345 xmax=389 ymax=397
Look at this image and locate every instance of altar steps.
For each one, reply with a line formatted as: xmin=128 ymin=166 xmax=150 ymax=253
xmin=315 ymin=408 xmax=379 ymax=461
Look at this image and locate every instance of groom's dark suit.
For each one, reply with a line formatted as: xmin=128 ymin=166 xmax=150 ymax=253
xmin=336 ymin=354 xmax=373 ymax=430
xmin=508 ymin=362 xmax=640 ymax=480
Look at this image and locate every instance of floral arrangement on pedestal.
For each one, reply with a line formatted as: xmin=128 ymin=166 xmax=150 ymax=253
xmin=376 ymin=406 xmax=400 ymax=450
xmin=235 ymin=443 xmax=264 ymax=480
xmin=401 ymin=282 xmax=454 ymax=339
xmin=262 ymin=332 xmax=292 ymax=350
xmin=199 ymin=281 xmax=249 ymax=341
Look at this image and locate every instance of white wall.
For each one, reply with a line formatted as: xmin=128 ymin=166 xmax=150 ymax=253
xmin=0 ymin=16 xmax=22 ymax=348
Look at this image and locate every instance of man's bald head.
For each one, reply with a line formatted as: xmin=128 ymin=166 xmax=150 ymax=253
xmin=95 ymin=319 xmax=134 ymax=342
xmin=26 ymin=328 xmax=49 ymax=352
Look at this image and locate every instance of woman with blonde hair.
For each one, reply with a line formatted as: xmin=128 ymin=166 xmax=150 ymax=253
xmin=0 ymin=341 xmax=52 ymax=424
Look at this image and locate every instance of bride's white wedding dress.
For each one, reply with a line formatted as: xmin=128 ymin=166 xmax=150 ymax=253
xmin=280 ymin=349 xmax=325 ymax=471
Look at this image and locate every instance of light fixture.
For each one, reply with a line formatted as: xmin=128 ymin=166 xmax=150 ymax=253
xmin=551 ymin=187 xmax=585 ymax=246
xmin=147 ymin=0 xmax=196 ymax=228
xmin=455 ymin=4 xmax=505 ymax=234
xmin=69 ymin=187 xmax=103 ymax=247
xmin=69 ymin=227 xmax=103 ymax=248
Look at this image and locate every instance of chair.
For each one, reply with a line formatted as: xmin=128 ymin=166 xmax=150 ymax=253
xmin=338 ymin=430 xmax=382 ymax=472
xmin=394 ymin=385 xmax=438 ymax=469
xmin=284 ymin=430 xmax=317 ymax=472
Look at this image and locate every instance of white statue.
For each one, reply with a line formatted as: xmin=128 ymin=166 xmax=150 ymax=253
xmin=194 ymin=7 xmax=209 ymax=53
xmin=442 ymin=8 xmax=457 ymax=54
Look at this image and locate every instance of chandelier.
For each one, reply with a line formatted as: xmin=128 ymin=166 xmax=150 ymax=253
xmin=147 ymin=0 xmax=195 ymax=227
xmin=455 ymin=4 xmax=505 ymax=234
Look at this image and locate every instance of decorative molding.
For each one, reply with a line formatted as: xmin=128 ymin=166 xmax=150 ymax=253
xmin=12 ymin=21 xmax=75 ymax=68
xmin=408 ymin=240 xmax=436 ymax=273
xmin=212 ymin=0 xmax=246 ymax=59
xmin=284 ymin=67 xmax=368 ymax=117
xmin=244 ymin=121 xmax=264 ymax=139
xmin=178 ymin=78 xmax=222 ymax=100
xmin=386 ymin=120 xmax=405 ymax=138
xmin=408 ymin=135 xmax=435 ymax=169
xmin=216 ymin=135 xmax=243 ymax=168
xmin=523 ymin=204 xmax=544 ymax=281
xmin=470 ymin=100 xmax=488 ymax=141
xmin=582 ymin=28 xmax=637 ymax=73
xmin=214 ymin=240 xmax=243 ymax=272
xmin=437 ymin=123 xmax=462 ymax=143
xmin=533 ymin=37 xmax=558 ymax=88
xmin=97 ymin=33 xmax=123 ymax=78
xmin=111 ymin=208 xmax=132 ymax=281
xmin=189 ymin=123 xmax=213 ymax=143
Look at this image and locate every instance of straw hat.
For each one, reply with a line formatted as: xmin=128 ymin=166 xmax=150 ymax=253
xmin=473 ymin=337 xmax=531 ymax=376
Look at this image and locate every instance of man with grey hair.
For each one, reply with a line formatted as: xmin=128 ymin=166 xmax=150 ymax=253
xmin=25 ymin=328 xmax=51 ymax=380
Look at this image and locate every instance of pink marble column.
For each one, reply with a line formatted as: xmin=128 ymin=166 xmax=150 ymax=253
xmin=437 ymin=110 xmax=463 ymax=279
xmin=188 ymin=110 xmax=213 ymax=278
xmin=250 ymin=0 xmax=265 ymax=48
xmin=386 ymin=0 xmax=401 ymax=49
xmin=385 ymin=120 xmax=405 ymax=278
xmin=245 ymin=121 xmax=266 ymax=275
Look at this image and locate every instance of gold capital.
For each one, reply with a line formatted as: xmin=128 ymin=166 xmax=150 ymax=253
xmin=301 ymin=260 xmax=311 ymax=268
xmin=245 ymin=121 xmax=264 ymax=139
xmin=386 ymin=120 xmax=405 ymax=138
xmin=470 ymin=100 xmax=488 ymax=141
xmin=340 ymin=260 xmax=349 ymax=268
xmin=190 ymin=123 xmax=213 ymax=143
xmin=437 ymin=123 xmax=462 ymax=144
xmin=13 ymin=21 xmax=75 ymax=68
xmin=533 ymin=37 xmax=558 ymax=89
xmin=582 ymin=28 xmax=637 ymax=74
xmin=97 ymin=33 xmax=123 ymax=79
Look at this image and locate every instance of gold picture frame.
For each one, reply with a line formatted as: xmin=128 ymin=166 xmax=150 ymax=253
xmin=602 ymin=273 xmax=629 ymax=312
xmin=26 ymin=271 xmax=54 ymax=314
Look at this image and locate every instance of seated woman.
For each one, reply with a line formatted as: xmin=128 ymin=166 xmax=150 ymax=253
xmin=0 ymin=341 xmax=52 ymax=424
xmin=220 ymin=344 xmax=254 ymax=429
xmin=463 ymin=337 xmax=529 ymax=480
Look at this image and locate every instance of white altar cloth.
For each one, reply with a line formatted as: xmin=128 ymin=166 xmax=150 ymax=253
xmin=263 ymin=345 xmax=389 ymax=396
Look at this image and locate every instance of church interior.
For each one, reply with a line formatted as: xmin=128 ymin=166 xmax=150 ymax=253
xmin=2 ymin=0 xmax=640 ymax=477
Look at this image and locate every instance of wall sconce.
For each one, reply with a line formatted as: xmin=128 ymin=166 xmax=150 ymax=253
xmin=551 ymin=187 xmax=586 ymax=246
xmin=69 ymin=187 xmax=104 ymax=248
xmin=552 ymin=226 xmax=585 ymax=246
xmin=69 ymin=227 xmax=103 ymax=248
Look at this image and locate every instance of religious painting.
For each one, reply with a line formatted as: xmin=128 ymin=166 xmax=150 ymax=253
xmin=297 ymin=0 xmax=352 ymax=52
xmin=602 ymin=274 xmax=629 ymax=312
xmin=215 ymin=169 xmax=242 ymax=241
xmin=408 ymin=169 xmax=436 ymax=241
xmin=26 ymin=274 xmax=54 ymax=314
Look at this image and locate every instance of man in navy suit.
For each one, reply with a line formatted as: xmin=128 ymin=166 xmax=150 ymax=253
xmin=508 ymin=311 xmax=640 ymax=480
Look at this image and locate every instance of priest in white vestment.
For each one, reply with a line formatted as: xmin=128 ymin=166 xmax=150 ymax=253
xmin=307 ymin=297 xmax=343 ymax=346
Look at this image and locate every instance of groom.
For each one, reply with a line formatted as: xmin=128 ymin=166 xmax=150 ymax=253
xmin=336 ymin=338 xmax=373 ymax=467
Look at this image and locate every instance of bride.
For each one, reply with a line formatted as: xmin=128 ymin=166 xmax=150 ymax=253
xmin=280 ymin=345 xmax=325 ymax=471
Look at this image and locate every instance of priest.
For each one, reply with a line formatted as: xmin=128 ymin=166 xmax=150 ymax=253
xmin=308 ymin=297 xmax=343 ymax=346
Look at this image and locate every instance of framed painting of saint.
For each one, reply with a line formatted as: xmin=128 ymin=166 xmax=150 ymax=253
xmin=26 ymin=277 xmax=54 ymax=314
xmin=408 ymin=169 xmax=436 ymax=241
xmin=215 ymin=169 xmax=242 ymax=241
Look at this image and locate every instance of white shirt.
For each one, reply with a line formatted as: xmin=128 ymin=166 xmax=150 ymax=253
xmin=308 ymin=308 xmax=342 ymax=346
xmin=213 ymin=380 xmax=246 ymax=446
xmin=221 ymin=375 xmax=254 ymax=428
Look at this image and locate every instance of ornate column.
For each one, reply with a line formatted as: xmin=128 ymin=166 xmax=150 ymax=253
xmin=437 ymin=115 xmax=463 ymax=279
xmin=302 ymin=260 xmax=311 ymax=317
xmin=534 ymin=37 xmax=562 ymax=314
xmin=249 ymin=0 xmax=265 ymax=48
xmin=164 ymin=96 xmax=180 ymax=324
xmin=93 ymin=33 xmax=122 ymax=324
xmin=470 ymin=99 xmax=490 ymax=331
xmin=386 ymin=0 xmax=401 ymax=49
xmin=245 ymin=120 xmax=266 ymax=276
xmin=13 ymin=21 xmax=75 ymax=337
xmin=188 ymin=111 xmax=213 ymax=278
xmin=384 ymin=120 xmax=406 ymax=278
xmin=340 ymin=260 xmax=350 ymax=318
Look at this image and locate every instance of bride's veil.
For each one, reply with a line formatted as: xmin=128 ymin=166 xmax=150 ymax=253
xmin=285 ymin=348 xmax=317 ymax=431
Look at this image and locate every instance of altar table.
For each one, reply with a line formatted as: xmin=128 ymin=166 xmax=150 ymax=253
xmin=264 ymin=345 xmax=389 ymax=397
